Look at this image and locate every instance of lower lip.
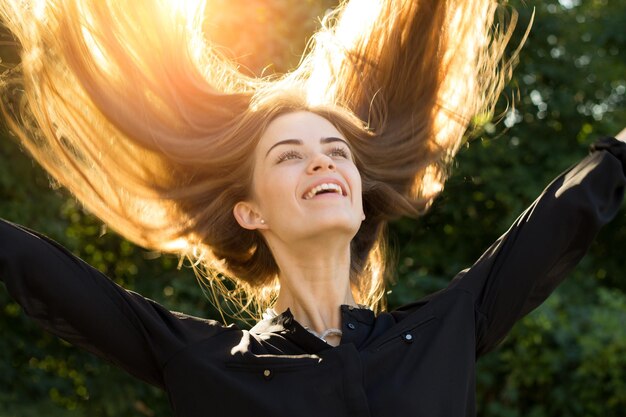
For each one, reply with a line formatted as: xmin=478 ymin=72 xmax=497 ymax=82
xmin=305 ymin=193 xmax=345 ymax=200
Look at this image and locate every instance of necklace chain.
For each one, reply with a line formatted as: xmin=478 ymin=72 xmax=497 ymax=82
xmin=306 ymin=327 xmax=343 ymax=341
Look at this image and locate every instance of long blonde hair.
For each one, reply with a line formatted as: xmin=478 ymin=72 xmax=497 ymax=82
xmin=0 ymin=0 xmax=519 ymax=322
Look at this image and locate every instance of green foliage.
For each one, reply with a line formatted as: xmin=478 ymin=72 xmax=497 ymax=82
xmin=0 ymin=0 xmax=625 ymax=416
xmin=476 ymin=288 xmax=626 ymax=417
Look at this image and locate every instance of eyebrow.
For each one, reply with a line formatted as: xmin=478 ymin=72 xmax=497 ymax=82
xmin=265 ymin=137 xmax=350 ymax=157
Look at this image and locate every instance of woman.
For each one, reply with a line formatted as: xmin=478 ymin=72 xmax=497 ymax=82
xmin=0 ymin=0 xmax=624 ymax=416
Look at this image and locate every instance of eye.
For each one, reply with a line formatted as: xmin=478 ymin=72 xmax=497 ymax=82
xmin=328 ymin=146 xmax=350 ymax=159
xmin=275 ymin=150 xmax=302 ymax=164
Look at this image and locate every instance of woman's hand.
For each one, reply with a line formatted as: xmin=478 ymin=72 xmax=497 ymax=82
xmin=616 ymin=127 xmax=626 ymax=142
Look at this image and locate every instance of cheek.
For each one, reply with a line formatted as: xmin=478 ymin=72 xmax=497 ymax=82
xmin=347 ymin=166 xmax=363 ymax=196
xmin=349 ymin=167 xmax=365 ymax=213
xmin=254 ymin=168 xmax=300 ymax=212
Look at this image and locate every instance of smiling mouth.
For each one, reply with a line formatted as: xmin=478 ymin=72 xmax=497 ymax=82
xmin=303 ymin=183 xmax=345 ymax=200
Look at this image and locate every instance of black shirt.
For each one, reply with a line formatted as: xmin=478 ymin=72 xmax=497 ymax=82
xmin=1 ymin=137 xmax=625 ymax=417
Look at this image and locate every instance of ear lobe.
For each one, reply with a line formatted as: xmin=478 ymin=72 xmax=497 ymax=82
xmin=233 ymin=202 xmax=267 ymax=230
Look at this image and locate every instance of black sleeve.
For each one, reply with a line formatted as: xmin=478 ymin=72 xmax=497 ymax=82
xmin=447 ymin=137 xmax=626 ymax=357
xmin=0 ymin=220 xmax=226 ymax=389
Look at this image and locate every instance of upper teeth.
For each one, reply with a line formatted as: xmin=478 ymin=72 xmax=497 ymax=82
xmin=304 ymin=183 xmax=343 ymax=200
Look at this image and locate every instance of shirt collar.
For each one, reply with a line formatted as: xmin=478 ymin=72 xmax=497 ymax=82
xmin=250 ymin=305 xmax=376 ymax=353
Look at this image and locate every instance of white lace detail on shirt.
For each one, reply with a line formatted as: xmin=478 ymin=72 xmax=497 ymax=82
xmin=262 ymin=308 xmax=344 ymax=342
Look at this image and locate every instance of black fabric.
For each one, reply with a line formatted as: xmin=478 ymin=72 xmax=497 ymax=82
xmin=1 ymin=138 xmax=625 ymax=417
xmin=590 ymin=136 xmax=626 ymax=175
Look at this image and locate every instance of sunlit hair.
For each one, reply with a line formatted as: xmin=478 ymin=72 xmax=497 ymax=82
xmin=0 ymin=0 xmax=520 ymax=322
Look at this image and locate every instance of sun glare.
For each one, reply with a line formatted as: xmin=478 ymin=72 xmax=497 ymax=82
xmin=167 ymin=0 xmax=207 ymax=67
xmin=305 ymin=0 xmax=383 ymax=106
xmin=416 ymin=164 xmax=444 ymax=200
xmin=334 ymin=0 xmax=382 ymax=46
xmin=32 ymin=0 xmax=46 ymax=21
xmin=81 ymin=26 xmax=111 ymax=74
xmin=163 ymin=237 xmax=191 ymax=252
xmin=168 ymin=0 xmax=206 ymax=30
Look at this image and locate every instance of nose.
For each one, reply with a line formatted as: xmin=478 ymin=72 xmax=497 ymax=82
xmin=307 ymin=153 xmax=336 ymax=173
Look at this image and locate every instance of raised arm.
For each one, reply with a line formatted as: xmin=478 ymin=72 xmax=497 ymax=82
xmin=0 ymin=219 xmax=226 ymax=388
xmin=446 ymin=136 xmax=626 ymax=356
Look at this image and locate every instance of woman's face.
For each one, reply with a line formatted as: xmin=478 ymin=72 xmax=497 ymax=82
xmin=234 ymin=111 xmax=364 ymax=243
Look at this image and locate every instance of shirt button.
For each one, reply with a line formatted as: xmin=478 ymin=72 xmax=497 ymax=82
xmin=403 ymin=333 xmax=414 ymax=343
xmin=263 ymin=369 xmax=272 ymax=379
xmin=347 ymin=322 xmax=356 ymax=330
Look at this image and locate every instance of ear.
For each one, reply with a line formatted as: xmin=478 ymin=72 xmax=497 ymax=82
xmin=233 ymin=201 xmax=267 ymax=230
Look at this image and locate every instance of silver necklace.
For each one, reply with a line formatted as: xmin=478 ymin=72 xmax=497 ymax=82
xmin=264 ymin=308 xmax=343 ymax=343
xmin=305 ymin=327 xmax=343 ymax=342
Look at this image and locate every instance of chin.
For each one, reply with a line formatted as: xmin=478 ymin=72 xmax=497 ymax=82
xmin=304 ymin=216 xmax=361 ymax=238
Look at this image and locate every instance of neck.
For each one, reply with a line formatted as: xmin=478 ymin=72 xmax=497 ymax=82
xmin=269 ymin=236 xmax=357 ymax=340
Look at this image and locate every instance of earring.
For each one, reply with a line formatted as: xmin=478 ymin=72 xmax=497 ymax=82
xmin=260 ymin=219 xmax=266 ymax=224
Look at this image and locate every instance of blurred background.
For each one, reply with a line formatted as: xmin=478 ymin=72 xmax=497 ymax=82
xmin=0 ymin=0 xmax=624 ymax=416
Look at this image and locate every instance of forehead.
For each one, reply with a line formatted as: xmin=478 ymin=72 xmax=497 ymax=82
xmin=258 ymin=111 xmax=344 ymax=151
